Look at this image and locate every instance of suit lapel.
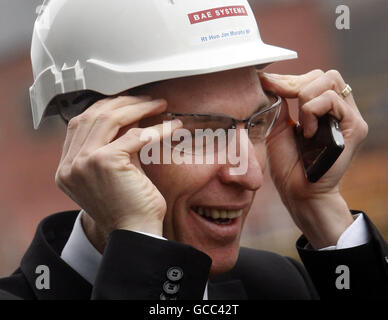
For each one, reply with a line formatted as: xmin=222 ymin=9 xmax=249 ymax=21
xmin=20 ymin=211 xmax=92 ymax=300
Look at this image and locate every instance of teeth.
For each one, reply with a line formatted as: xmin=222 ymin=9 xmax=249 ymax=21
xmin=194 ymin=207 xmax=243 ymax=220
xmin=210 ymin=209 xmax=219 ymax=219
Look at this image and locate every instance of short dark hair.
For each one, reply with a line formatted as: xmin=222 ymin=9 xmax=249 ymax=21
xmin=56 ymin=81 xmax=164 ymax=124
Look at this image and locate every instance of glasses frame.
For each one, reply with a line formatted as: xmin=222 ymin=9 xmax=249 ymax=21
xmin=163 ymin=91 xmax=282 ymax=142
xmin=59 ymin=91 xmax=282 ymax=144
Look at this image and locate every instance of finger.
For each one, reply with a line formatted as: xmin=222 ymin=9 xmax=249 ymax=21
xmin=102 ymin=119 xmax=183 ymax=155
xmin=59 ymin=96 xmax=113 ymax=163
xmin=61 ymin=96 xmax=147 ymax=162
xmin=300 ymin=90 xmax=350 ymax=138
xmin=78 ymin=99 xmax=168 ymax=155
xmin=63 ymin=95 xmax=152 ymax=165
xmin=60 ymin=118 xmax=79 ymax=163
xmin=86 ymin=95 xmax=151 ymax=115
xmin=258 ymin=70 xmax=324 ymax=98
xmin=298 ymin=70 xmax=356 ymax=108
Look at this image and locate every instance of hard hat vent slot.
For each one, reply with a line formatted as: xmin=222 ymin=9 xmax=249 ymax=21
xmin=60 ymin=61 xmax=86 ymax=93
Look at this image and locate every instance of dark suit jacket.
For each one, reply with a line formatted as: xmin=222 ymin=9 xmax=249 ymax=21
xmin=0 ymin=210 xmax=387 ymax=300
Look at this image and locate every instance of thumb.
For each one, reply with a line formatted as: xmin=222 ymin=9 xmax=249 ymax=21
xmin=258 ymin=70 xmax=324 ymax=98
xmin=115 ymin=121 xmax=140 ymax=140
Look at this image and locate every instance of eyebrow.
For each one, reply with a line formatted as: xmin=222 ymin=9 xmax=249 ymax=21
xmin=253 ymin=100 xmax=271 ymax=114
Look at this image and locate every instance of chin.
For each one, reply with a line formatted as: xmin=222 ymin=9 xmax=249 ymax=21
xmin=202 ymin=243 xmax=241 ymax=278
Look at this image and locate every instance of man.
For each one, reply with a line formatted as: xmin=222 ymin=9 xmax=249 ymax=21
xmin=1 ymin=0 xmax=387 ymax=300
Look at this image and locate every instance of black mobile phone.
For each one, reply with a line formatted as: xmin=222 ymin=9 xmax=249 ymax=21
xmin=294 ymin=114 xmax=345 ymax=183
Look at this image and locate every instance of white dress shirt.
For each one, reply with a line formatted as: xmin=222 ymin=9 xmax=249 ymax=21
xmin=61 ymin=210 xmax=369 ymax=299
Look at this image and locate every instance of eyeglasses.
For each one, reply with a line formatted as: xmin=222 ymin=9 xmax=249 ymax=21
xmin=58 ymin=90 xmax=282 ymax=156
xmin=155 ymin=91 xmax=282 ymax=154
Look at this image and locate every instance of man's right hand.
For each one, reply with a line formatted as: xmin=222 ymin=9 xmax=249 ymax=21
xmin=55 ymin=95 xmax=182 ymax=237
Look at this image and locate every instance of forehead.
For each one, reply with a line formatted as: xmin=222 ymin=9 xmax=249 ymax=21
xmin=141 ymin=67 xmax=266 ymax=118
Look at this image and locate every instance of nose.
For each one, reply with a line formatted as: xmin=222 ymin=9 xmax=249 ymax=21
xmin=217 ymin=127 xmax=264 ymax=191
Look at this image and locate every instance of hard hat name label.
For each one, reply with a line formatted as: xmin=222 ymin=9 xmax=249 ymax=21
xmin=188 ymin=6 xmax=248 ymax=24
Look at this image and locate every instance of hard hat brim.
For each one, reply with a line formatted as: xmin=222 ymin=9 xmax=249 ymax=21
xmin=86 ymin=42 xmax=297 ymax=95
xmin=32 ymin=42 xmax=297 ymax=129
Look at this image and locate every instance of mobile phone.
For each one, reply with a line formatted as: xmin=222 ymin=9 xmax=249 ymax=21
xmin=294 ymin=114 xmax=345 ymax=183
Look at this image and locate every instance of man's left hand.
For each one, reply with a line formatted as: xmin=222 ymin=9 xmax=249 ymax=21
xmin=259 ymin=70 xmax=368 ymax=249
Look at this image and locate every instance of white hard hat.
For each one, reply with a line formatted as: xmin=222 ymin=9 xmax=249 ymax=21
xmin=30 ymin=0 xmax=297 ymax=129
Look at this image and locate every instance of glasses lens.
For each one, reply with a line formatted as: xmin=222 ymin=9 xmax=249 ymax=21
xmin=164 ymin=114 xmax=233 ymax=155
xmin=248 ymin=94 xmax=281 ymax=144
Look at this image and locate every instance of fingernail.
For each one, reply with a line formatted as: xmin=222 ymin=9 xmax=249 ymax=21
xmin=262 ymin=72 xmax=275 ymax=78
xmin=171 ymin=119 xmax=183 ymax=128
xmin=266 ymin=72 xmax=284 ymax=80
xmin=261 ymin=73 xmax=279 ymax=83
xmin=138 ymin=95 xmax=152 ymax=100
xmin=154 ymin=98 xmax=167 ymax=104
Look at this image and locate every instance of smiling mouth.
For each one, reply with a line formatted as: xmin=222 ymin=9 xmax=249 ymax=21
xmin=191 ymin=206 xmax=243 ymax=225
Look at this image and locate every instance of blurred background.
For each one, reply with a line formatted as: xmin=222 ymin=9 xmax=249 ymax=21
xmin=0 ymin=0 xmax=387 ymax=276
